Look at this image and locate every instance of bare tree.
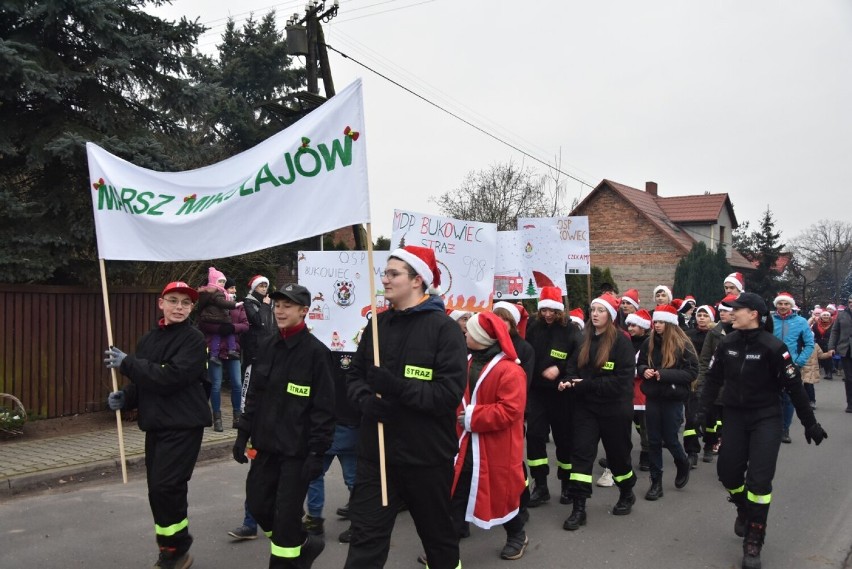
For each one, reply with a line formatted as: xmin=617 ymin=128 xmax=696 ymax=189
xmin=431 ymin=160 xmax=567 ymax=230
xmin=789 ymin=219 xmax=852 ymax=305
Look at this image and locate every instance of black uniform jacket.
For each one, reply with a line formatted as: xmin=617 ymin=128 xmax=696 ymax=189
xmin=701 ymin=328 xmax=816 ymax=427
xmin=564 ymin=330 xmax=635 ymax=414
xmin=240 ymin=326 xmax=336 ymax=457
xmin=526 ymin=318 xmax=581 ymax=390
xmin=120 ymin=319 xmax=211 ymax=432
xmin=242 ymin=291 xmax=277 ymax=364
xmin=347 ymin=294 xmax=467 ymax=467
xmin=637 ymin=335 xmax=698 ymax=401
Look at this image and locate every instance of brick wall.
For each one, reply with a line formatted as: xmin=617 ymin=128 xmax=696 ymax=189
xmin=574 ymin=187 xmax=685 ymax=304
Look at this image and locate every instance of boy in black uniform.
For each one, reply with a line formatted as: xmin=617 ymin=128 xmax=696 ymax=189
xmin=345 ymin=245 xmax=466 ymax=569
xmin=232 ymin=283 xmax=336 ymax=569
xmin=105 ymin=281 xmax=211 ymax=569
xmin=700 ymin=293 xmax=827 ymax=569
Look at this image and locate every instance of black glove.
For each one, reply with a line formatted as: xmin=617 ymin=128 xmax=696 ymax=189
xmin=368 ymin=366 xmax=404 ymax=397
xmin=219 ymin=323 xmax=235 ymax=335
xmin=804 ymin=422 xmax=828 ymax=445
xmin=232 ymin=432 xmax=250 ymax=464
xmin=301 ymin=452 xmax=325 ymax=482
xmin=360 ymin=395 xmax=396 ymax=423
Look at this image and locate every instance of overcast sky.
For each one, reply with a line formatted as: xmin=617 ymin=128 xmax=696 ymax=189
xmin=152 ymin=0 xmax=852 ymax=244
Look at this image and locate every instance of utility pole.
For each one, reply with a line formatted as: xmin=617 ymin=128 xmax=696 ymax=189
xmin=289 ymin=1 xmax=365 ymax=251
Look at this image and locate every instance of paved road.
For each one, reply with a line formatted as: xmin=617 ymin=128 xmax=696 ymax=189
xmin=2 ymin=379 xmax=852 ymax=569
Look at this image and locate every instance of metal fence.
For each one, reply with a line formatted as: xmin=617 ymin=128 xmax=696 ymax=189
xmin=0 ymin=285 xmax=160 ymax=419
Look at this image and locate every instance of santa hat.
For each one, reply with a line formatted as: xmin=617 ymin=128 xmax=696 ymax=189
xmin=390 ymin=246 xmax=442 ymax=294
xmin=696 ymin=305 xmax=716 ymax=321
xmin=625 ymin=309 xmax=652 ymax=330
xmin=653 ymin=304 xmax=679 ymax=325
xmin=826 ymin=304 xmax=837 ymax=313
xmin=447 ymin=309 xmax=471 ymax=321
xmin=538 ymin=286 xmax=565 ymax=311
xmin=493 ymin=302 xmax=520 ymax=325
xmin=591 ymin=293 xmax=620 ymax=321
xmin=466 ymin=312 xmax=520 ymax=364
xmin=569 ymin=308 xmax=585 ymax=329
xmin=672 ymin=298 xmax=684 ymax=311
xmin=725 ymin=272 xmax=745 ymax=292
xmin=717 ymin=294 xmax=738 ymax=312
xmin=680 ymin=295 xmax=697 ymax=312
xmin=653 ymin=285 xmax=672 ymax=302
xmin=516 ymin=304 xmax=530 ymax=338
xmin=773 ymin=291 xmax=795 ymax=306
xmin=621 ymin=289 xmax=640 ymax=309
xmin=248 ymin=274 xmax=270 ymax=292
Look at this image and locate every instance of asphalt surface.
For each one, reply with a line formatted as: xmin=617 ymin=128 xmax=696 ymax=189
xmin=2 ymin=380 xmax=852 ymax=568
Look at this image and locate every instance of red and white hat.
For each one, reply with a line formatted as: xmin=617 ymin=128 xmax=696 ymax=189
xmin=591 ymin=293 xmax=620 ymax=321
xmin=696 ymin=305 xmax=716 ymax=321
xmin=826 ymin=303 xmax=837 ymax=313
xmin=672 ymin=298 xmax=684 ymax=311
xmin=621 ymin=289 xmax=640 ymax=309
xmin=493 ymin=301 xmax=520 ymax=325
xmin=653 ymin=285 xmax=672 ymax=302
xmin=447 ymin=309 xmax=471 ymax=321
xmin=390 ymin=246 xmax=442 ymax=294
xmin=569 ymin=308 xmax=585 ymax=329
xmin=467 ymin=312 xmax=520 ymax=364
xmin=717 ymin=294 xmax=738 ymax=312
xmin=774 ymin=292 xmax=795 ymax=306
xmin=247 ymin=274 xmax=270 ymax=292
xmin=626 ymin=309 xmax=652 ymax=329
xmin=161 ymin=281 xmax=199 ymax=302
xmin=653 ymin=304 xmax=679 ymax=325
xmin=725 ymin=272 xmax=745 ymax=292
xmin=538 ymin=286 xmax=565 ymax=311
xmin=680 ymin=295 xmax=696 ymax=312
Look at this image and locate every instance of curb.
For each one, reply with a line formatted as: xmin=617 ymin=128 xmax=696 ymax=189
xmin=1 ymin=439 xmax=234 ymax=499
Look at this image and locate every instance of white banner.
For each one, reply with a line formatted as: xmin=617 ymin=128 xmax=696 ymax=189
xmin=391 ymin=210 xmax=497 ymax=311
xmin=88 ymin=80 xmax=370 ymax=261
xmin=298 ymin=250 xmax=390 ymax=351
xmin=517 ymin=216 xmax=591 ymax=277
xmin=493 ymin=231 xmax=538 ymax=300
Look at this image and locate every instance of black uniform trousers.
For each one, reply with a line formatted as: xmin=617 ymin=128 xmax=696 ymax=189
xmin=526 ymin=388 xmax=573 ymax=483
xmin=702 ymin=404 xmax=723 ymax=451
xmin=568 ymin=404 xmax=635 ymax=498
xmin=145 ymin=427 xmax=203 ymax=553
xmin=717 ymin=407 xmax=781 ymax=525
xmin=683 ymin=392 xmax=701 ymax=455
xmin=344 ymin=459 xmax=460 ymax=569
xmin=246 ymin=453 xmax=311 ymax=569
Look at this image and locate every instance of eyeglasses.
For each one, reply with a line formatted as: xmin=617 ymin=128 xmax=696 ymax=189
xmin=380 ymin=269 xmax=415 ymax=280
xmin=163 ymin=297 xmax=193 ymax=308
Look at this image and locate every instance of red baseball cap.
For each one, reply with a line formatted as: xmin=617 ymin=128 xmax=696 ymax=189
xmin=161 ymin=281 xmax=199 ymax=302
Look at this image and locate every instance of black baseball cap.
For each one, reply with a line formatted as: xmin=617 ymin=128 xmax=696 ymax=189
xmin=270 ymin=283 xmax=311 ymax=306
xmin=722 ymin=292 xmax=767 ymax=315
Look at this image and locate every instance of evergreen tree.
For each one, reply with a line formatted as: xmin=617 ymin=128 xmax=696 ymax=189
xmin=525 ymin=278 xmax=537 ymax=296
xmin=0 ymin=0 xmax=215 ymax=283
xmin=565 ymin=267 xmax=618 ymax=310
xmin=750 ymin=207 xmax=784 ymax=300
xmin=673 ymin=242 xmax=732 ymax=306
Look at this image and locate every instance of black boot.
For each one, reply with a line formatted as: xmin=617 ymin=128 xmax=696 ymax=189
xmin=302 ymin=514 xmax=325 ymax=536
xmin=645 ymin=478 xmax=663 ymax=501
xmin=336 ymin=501 xmax=350 ymax=519
xmin=562 ymin=497 xmax=587 ymax=530
xmin=528 ymin=480 xmax=550 ymax=508
xmin=688 ymin=452 xmax=698 ymax=469
xmin=638 ymin=451 xmax=650 ymax=472
xmin=499 ymin=531 xmax=529 ymax=560
xmin=559 ymin=479 xmax=571 ymax=504
xmin=742 ymin=522 xmax=766 ymax=569
xmin=781 ymin=429 xmax=791 ymax=444
xmin=674 ymin=457 xmax=690 ymax=489
xmin=728 ymin=494 xmax=748 ymax=537
xmin=213 ymin=411 xmax=223 ymax=432
xmin=612 ymin=487 xmax=635 ymax=516
xmin=297 ymin=533 xmax=325 ymax=569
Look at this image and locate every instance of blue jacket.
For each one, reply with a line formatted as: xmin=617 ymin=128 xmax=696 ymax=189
xmin=772 ymin=312 xmax=814 ymax=367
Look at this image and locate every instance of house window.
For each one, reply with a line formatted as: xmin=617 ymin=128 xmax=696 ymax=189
xmin=719 ymin=226 xmax=726 ymax=247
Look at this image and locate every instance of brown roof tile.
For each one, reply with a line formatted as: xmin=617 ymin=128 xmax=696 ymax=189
xmin=656 ymin=194 xmax=731 ymax=224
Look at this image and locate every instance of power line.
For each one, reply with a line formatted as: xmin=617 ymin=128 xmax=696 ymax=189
xmin=324 ymin=43 xmax=595 ymax=189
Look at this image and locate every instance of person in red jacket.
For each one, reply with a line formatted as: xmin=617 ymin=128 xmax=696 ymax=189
xmin=451 ymin=311 xmax=529 ymax=560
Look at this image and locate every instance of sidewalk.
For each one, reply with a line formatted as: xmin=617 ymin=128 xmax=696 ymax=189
xmin=0 ymin=407 xmax=238 ymax=498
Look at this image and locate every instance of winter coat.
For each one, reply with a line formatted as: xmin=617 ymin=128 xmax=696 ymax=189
xmin=702 ymin=328 xmax=815 ymax=428
xmin=240 ymin=326 xmax=336 ymax=457
xmin=564 ymin=329 xmax=636 ymax=415
xmin=828 ymin=308 xmax=852 ymax=358
xmin=197 ymin=285 xmax=237 ymax=324
xmin=812 ymin=320 xmax=834 ymax=351
xmin=696 ymin=322 xmax=732 ymax=400
xmin=347 ymin=295 xmax=467 ymax=466
xmin=453 ymin=351 xmax=527 ymax=529
xmin=242 ymin=291 xmax=277 ymax=364
xmin=198 ymin=304 xmax=249 ymax=359
xmin=526 ymin=318 xmax=581 ymax=390
xmin=772 ymin=312 xmax=814 ymax=368
xmin=119 ymin=319 xmax=212 ymax=431
xmin=637 ymin=334 xmax=698 ymax=401
xmin=801 ymin=344 xmax=832 ymax=384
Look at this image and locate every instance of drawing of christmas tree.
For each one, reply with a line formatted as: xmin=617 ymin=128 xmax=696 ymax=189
xmin=526 ymin=278 xmax=537 ymax=296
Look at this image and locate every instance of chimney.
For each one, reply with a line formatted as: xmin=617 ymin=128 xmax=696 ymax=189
xmin=645 ymin=181 xmax=658 ymax=196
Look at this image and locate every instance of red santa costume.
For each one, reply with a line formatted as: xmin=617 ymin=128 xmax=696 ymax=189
xmin=452 ymin=312 xmax=527 ymax=531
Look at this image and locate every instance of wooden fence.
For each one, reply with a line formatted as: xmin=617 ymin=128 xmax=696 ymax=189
xmin=0 ymin=285 xmax=160 ymax=419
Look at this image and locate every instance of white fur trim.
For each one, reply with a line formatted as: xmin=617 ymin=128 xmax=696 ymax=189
xmin=390 ymin=248 xmax=433 ymax=286
xmin=724 ymin=273 xmax=744 ymax=292
xmin=493 ymin=301 xmax=520 ymax=325
xmin=570 ymin=316 xmax=585 ymax=329
xmin=621 ymin=295 xmax=640 ymax=309
xmin=464 ymin=404 xmax=474 ymax=433
xmin=625 ymin=313 xmax=651 ymax=329
xmin=466 ymin=314 xmax=496 ymax=347
xmin=591 ymin=298 xmax=616 ymax=321
xmin=774 ymin=293 xmax=795 ymax=306
xmin=249 ymin=276 xmax=269 ymax=292
xmin=653 ymin=285 xmax=672 ymax=301
xmin=653 ymin=310 xmax=679 ymax=325
xmin=537 ymin=299 xmax=564 ymax=311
